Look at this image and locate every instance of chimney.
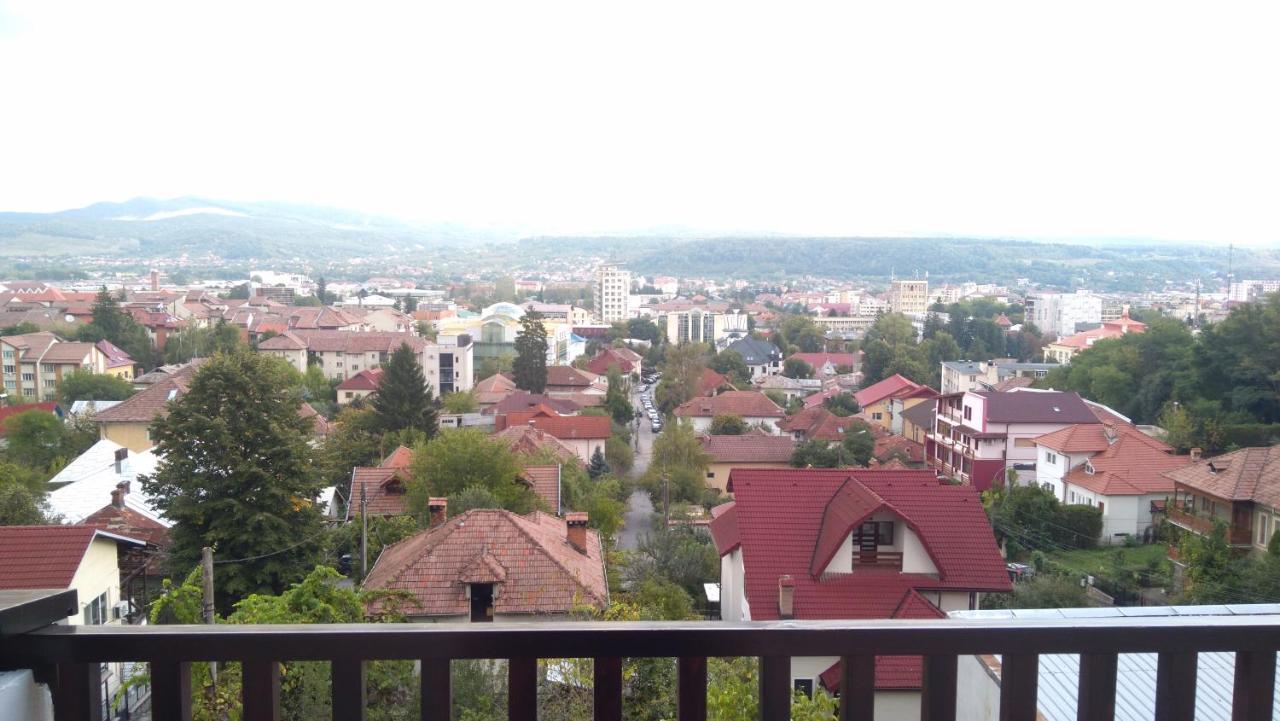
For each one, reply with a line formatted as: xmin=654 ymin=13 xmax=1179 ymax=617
xmin=566 ymin=512 xmax=589 ymax=554
xmin=778 ymin=575 xmax=795 ymax=619
xmin=110 ymin=487 xmax=125 ymax=510
xmin=113 ymin=447 xmax=128 ymax=474
xmin=428 ymin=498 xmax=448 ymax=528
xmin=1102 ymin=423 xmax=1117 ymax=445
xmin=150 ymin=269 xmax=160 ymax=292
xmin=1190 ymin=447 xmax=1202 ymax=461
xmin=116 ymin=480 xmax=130 ymax=498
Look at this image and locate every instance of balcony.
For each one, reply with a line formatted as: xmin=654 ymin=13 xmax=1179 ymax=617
xmin=1167 ymin=505 xmax=1254 ymax=546
xmin=853 ymin=551 xmax=903 ymax=570
xmin=4 ymin=590 xmax=1280 ymax=721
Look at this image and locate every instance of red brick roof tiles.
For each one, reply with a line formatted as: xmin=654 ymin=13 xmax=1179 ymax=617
xmin=853 ymin=374 xmax=927 ymax=407
xmin=696 ymin=368 xmax=733 ymax=397
xmin=338 ymin=368 xmax=384 ymax=391
xmin=1164 ymin=445 xmax=1280 ymax=507
xmin=675 ymin=391 xmax=783 ymax=419
xmin=519 ymin=464 xmax=561 ymax=513
xmin=0 ymin=525 xmax=141 ymax=589
xmin=544 ymin=366 xmax=600 ymax=389
xmin=380 ymin=445 xmax=414 ymax=470
xmin=526 ymin=415 xmax=611 ymax=440
xmin=94 ymin=361 xmax=203 ymax=424
xmin=346 ymin=467 xmax=412 ymax=518
xmin=363 ymin=509 xmax=608 ymax=617
xmin=492 ymin=426 xmax=582 ymax=466
xmin=699 ymin=434 xmax=796 ymax=463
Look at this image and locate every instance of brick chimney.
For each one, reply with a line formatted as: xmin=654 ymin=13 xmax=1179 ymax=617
xmin=1191 ymin=447 xmax=1202 ymax=461
xmin=110 ymin=487 xmax=125 ymax=510
xmin=778 ymin=575 xmax=795 ymax=619
xmin=566 ymin=512 xmax=589 ymax=554
xmin=428 ymin=498 xmax=448 ymax=528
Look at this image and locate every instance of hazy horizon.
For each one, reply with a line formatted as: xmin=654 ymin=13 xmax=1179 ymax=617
xmin=2 ymin=1 xmax=1278 ymax=245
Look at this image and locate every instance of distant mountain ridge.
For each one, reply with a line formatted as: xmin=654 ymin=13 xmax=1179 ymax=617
xmin=0 ymin=197 xmax=514 ymax=259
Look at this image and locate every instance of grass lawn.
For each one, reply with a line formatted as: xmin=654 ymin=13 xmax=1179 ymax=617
xmin=1047 ymin=544 xmax=1169 ymax=578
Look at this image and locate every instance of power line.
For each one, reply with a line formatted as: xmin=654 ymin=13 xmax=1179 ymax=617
xmin=212 ymin=526 xmax=331 ymax=565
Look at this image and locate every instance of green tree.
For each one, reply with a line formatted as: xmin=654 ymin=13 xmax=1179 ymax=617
xmin=642 ymin=421 xmax=712 ymax=502
xmin=0 ymin=461 xmax=50 ymax=525
xmin=371 ymin=343 xmax=438 ymax=437
xmin=315 ymin=407 xmax=385 ymax=490
xmin=56 ymin=369 xmax=136 ymax=405
xmin=408 ymin=429 xmax=530 ymax=515
xmin=164 ymin=321 xmax=244 ymax=364
xmin=841 ymin=419 xmax=875 ymax=466
xmin=300 ymin=363 xmax=336 ymax=405
xmin=3 ymin=409 xmax=92 ymax=474
xmin=708 ymin=350 xmax=751 ymax=386
xmin=588 ymin=447 xmax=611 ymax=479
xmin=605 ymin=435 xmax=634 ymax=475
xmin=603 ymin=368 xmax=633 ymax=424
xmin=141 ymin=351 xmax=324 ymax=610
xmin=790 ymin=440 xmax=842 ymax=468
xmin=708 ymin=415 xmax=749 ymax=435
xmin=860 ymin=313 xmax=922 ymax=385
xmin=441 ymin=390 xmax=478 ymax=414
xmin=655 ymin=343 xmax=708 ymax=412
xmin=776 ymin=315 xmax=825 ymax=353
xmin=513 ymin=311 xmax=549 ymax=393
xmin=448 ymin=485 xmax=502 ymax=515
xmin=782 ymin=357 xmax=813 ymax=379
xmin=822 ymin=394 xmax=861 ymax=417
xmin=982 ymin=574 xmax=1088 ymax=609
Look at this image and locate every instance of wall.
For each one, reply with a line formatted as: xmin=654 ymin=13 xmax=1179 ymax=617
xmin=818 ymin=512 xmax=938 ymax=577
xmin=956 ymin=654 xmax=1001 ymax=721
xmin=706 ymin=461 xmax=790 ymax=495
xmin=719 ymin=549 xmax=747 ymax=621
xmin=0 ymin=671 xmax=52 ymax=721
xmin=261 ymin=347 xmax=306 ymax=373
xmin=100 ymin=423 xmax=153 ymax=453
xmin=560 ymin=437 xmax=607 ymax=465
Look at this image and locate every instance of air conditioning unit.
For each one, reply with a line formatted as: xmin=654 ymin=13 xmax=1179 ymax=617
xmin=112 ymin=600 xmax=132 ymax=620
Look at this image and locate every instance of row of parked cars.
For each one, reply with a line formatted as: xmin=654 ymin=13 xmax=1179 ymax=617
xmin=638 ymin=373 xmax=663 ymax=433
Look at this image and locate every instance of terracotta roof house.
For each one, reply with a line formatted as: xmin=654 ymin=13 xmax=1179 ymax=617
xmin=1166 ymin=445 xmax=1280 ymax=550
xmin=699 ymin=433 xmax=797 ymax=493
xmin=926 ymin=389 xmax=1100 ymax=491
xmin=544 ymin=366 xmax=606 ymax=397
xmin=674 ymin=391 xmax=785 ymax=434
xmin=474 ymin=373 xmax=518 ymax=409
xmin=298 ymin=402 xmax=331 ymax=437
xmin=723 ymin=338 xmax=784 ymax=380
xmin=853 ymin=374 xmax=936 ymax=435
xmin=0 ymin=524 xmax=144 ymax=616
xmin=491 ymin=425 xmax=583 ymax=466
xmin=484 ymin=391 xmax=581 ymax=417
xmin=337 ymin=368 xmax=384 ymax=406
xmin=585 ymin=347 xmax=642 ymax=378
xmin=95 ymin=340 xmax=136 ymax=379
xmin=695 ymin=368 xmax=734 ymax=397
xmin=346 ymin=464 xmax=413 ymax=520
xmin=779 ymin=407 xmax=856 ymax=443
xmin=710 ymin=468 xmax=1009 ymax=710
xmin=789 ymin=352 xmax=862 ymax=378
xmin=494 ymin=415 xmax=610 ymax=465
xmin=381 ymin=445 xmax=414 ymax=470
xmin=1043 ymin=314 xmax=1147 ymax=364
xmin=363 ymin=508 xmax=607 ymax=621
xmin=519 ymin=464 xmax=563 ymax=514
xmin=93 ymin=361 xmax=204 ymax=452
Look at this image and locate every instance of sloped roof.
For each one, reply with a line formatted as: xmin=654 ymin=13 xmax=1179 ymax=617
xmin=674 ymin=391 xmax=784 ymax=419
xmin=95 ymin=340 xmax=135 ymax=368
xmin=586 ymin=347 xmax=642 ymax=375
xmin=39 ymin=341 xmax=97 ymax=363
xmin=485 ymin=392 xmax=581 ymax=416
xmin=492 ymin=426 xmax=582 ymax=466
xmin=0 ymin=525 xmax=143 ymax=589
xmin=46 ymin=440 xmax=165 ymax=525
xmin=94 ymin=360 xmax=203 ymax=424
xmin=712 ymin=467 xmax=1008 ymax=619
xmin=854 ymin=374 xmax=925 ymax=407
xmin=778 ymin=407 xmax=848 ymax=442
xmin=363 ymin=509 xmax=607 ymax=616
xmin=380 ymin=445 xmax=414 ymax=470
xmin=789 ymin=352 xmax=860 ymax=371
xmin=699 ymin=434 xmax=796 ymax=463
xmin=346 ymin=467 xmax=411 ymax=518
xmin=709 ymin=502 xmax=740 ymax=554
xmin=257 ymin=331 xmax=308 ymax=350
xmin=725 ymin=338 xmax=781 ymax=366
xmin=519 ymin=464 xmax=561 ymax=513
xmin=899 ymin=401 xmax=936 ymax=431
xmin=526 ymin=415 xmax=611 ymax=440
xmin=696 ymin=368 xmax=733 ymax=397
xmin=338 ymin=368 xmax=384 ymax=391
xmin=81 ymin=504 xmax=170 ymax=549
xmin=1034 ymin=424 xmax=1113 ymax=454
xmin=817 ymin=589 xmax=946 ymax=691
xmin=1064 ymin=431 xmax=1189 ymax=496
xmin=1164 ymin=446 xmax=1280 ymax=508
xmin=545 ymin=366 xmax=600 ymax=389
xmin=974 ymin=390 xmax=1098 ymax=425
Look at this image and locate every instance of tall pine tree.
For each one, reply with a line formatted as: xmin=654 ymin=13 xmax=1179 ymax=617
xmin=513 ymin=311 xmax=549 ymax=393
xmin=371 ymin=343 xmax=438 ymax=437
xmin=141 ymin=351 xmax=324 ymax=610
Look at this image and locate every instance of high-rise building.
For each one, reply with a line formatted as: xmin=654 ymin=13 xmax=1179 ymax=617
xmin=889 ymin=279 xmax=929 ymax=315
xmin=594 ymin=263 xmax=631 ymax=323
xmin=1026 ymin=290 xmax=1103 ymax=337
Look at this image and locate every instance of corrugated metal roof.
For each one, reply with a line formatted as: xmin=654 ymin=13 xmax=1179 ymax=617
xmin=951 ymin=605 xmax=1280 ymax=720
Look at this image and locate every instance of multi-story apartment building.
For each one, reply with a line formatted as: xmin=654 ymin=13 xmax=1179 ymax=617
xmin=1228 ymin=279 xmax=1280 ymax=303
xmin=663 ymin=309 xmax=747 ymax=345
xmin=257 ymin=330 xmax=473 ymax=394
xmin=925 ymin=388 xmax=1099 ymax=490
xmin=1 ymin=332 xmax=108 ymax=401
xmin=594 ymin=263 xmax=631 ymax=323
xmin=1025 ymin=290 xmax=1103 ymax=337
xmin=889 ymin=279 xmax=929 ymax=315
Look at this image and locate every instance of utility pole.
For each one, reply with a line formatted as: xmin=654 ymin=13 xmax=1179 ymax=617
xmin=360 ymin=483 xmax=369 ymax=579
xmin=663 ymin=472 xmax=670 ymax=530
xmin=201 ymin=547 xmax=217 ymax=683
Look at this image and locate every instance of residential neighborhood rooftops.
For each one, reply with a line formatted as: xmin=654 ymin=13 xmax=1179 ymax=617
xmin=853 ymin=374 xmax=931 ymax=407
xmin=94 ymin=361 xmax=203 ymax=424
xmin=1064 ymin=430 xmax=1187 ymax=496
xmin=724 ymin=337 xmax=781 ymax=365
xmin=674 ymin=391 xmax=784 ymax=419
xmin=899 ymin=400 xmax=936 ymax=431
xmin=337 ymin=368 xmax=384 ymax=392
xmin=492 ymin=425 xmax=582 ymax=465
xmin=973 ymin=389 xmax=1098 ymax=424
xmin=1164 ymin=445 xmax=1280 ymax=507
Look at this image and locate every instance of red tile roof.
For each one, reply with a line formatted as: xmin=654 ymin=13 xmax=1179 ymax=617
xmin=380 ymin=445 xmax=414 ymax=470
xmin=853 ymin=374 xmax=925 ymax=408
xmin=346 ymin=467 xmax=412 ymax=518
xmin=696 ymin=368 xmax=733 ymax=397
xmin=1064 ymin=430 xmax=1189 ymax=496
xmin=95 ymin=340 xmax=135 ymax=369
xmin=699 ymin=434 xmax=796 ymax=463
xmin=485 ymin=392 xmax=581 ymax=416
xmin=674 ymin=391 xmax=783 ymax=419
xmin=709 ymin=502 xmax=740 ymax=554
xmin=544 ymin=366 xmax=601 ymax=389
xmin=94 ymin=361 xmax=203 ymax=424
xmin=990 ymin=376 xmax=1033 ymax=392
xmin=338 ymin=368 xmax=384 ymax=391
xmin=778 ymin=407 xmax=852 ymax=442
xmin=1034 ymin=424 xmax=1114 ymax=453
xmin=298 ymin=402 xmax=331 ymax=437
xmin=0 ymin=525 xmax=141 ymax=589
xmin=789 ymin=352 xmax=860 ymax=372
xmin=874 ymin=435 xmax=925 ymax=465
xmin=817 ymin=589 xmax=945 ymax=691
xmin=492 ymin=426 xmax=582 ymax=466
xmin=364 ymin=509 xmax=607 ymax=617
xmin=519 ymin=464 xmax=561 ymax=513
xmin=585 ymin=348 xmax=641 ymax=375
xmin=81 ymin=505 xmax=170 ymax=549
xmin=713 ymin=467 xmax=1008 ymax=620
xmin=1164 ymin=445 xmax=1280 ymax=507
xmin=526 ymin=415 xmax=611 ymax=441
xmin=1052 ymin=315 xmax=1147 ymax=350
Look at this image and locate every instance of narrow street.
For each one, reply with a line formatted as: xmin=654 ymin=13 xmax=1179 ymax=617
xmin=618 ymin=380 xmax=658 ymax=550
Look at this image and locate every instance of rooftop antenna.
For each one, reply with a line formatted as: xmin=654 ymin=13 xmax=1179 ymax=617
xmin=1194 ymin=278 xmax=1201 ymax=330
xmin=1228 ymin=243 xmax=1235 ymax=292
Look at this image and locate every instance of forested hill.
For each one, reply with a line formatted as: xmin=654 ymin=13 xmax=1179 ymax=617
xmin=518 ymin=236 xmax=1280 ymax=290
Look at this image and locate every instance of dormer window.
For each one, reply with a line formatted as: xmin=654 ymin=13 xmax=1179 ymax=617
xmin=1085 ymin=462 xmax=1095 ymax=475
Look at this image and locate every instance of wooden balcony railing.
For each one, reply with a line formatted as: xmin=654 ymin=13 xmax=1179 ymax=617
xmin=853 ymin=551 xmax=903 ymax=569
xmin=4 ymin=598 xmax=1280 ymax=720
xmin=1167 ymin=505 xmax=1254 ymax=546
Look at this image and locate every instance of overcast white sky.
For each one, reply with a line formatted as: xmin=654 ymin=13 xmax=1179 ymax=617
xmin=1 ymin=1 xmax=1277 ymax=243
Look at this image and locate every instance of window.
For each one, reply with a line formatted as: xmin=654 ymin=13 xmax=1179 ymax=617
xmin=1045 ymin=452 xmax=1058 ymax=465
xmin=83 ymin=591 xmax=108 ymax=625
xmin=1042 ymin=483 xmax=1053 ymax=492
xmin=2 ymin=364 xmax=13 ymax=374
xmin=41 ymin=363 xmax=56 ymax=373
xmin=963 ymin=406 xmax=972 ymax=420
xmin=1 ymin=350 xmax=12 ymax=359
xmin=1098 ymin=501 xmax=1105 ymax=514
xmin=706 ymin=472 xmax=715 ymax=479
xmin=872 ymin=412 xmax=882 ymax=421
xmin=470 ymin=583 xmax=494 ymax=622
xmin=792 ymin=679 xmax=814 ymax=698
xmin=345 ymin=392 xmax=354 ymax=399
xmin=1259 ymin=515 xmax=1271 ymax=546
xmin=21 ymin=372 xmax=34 ymax=381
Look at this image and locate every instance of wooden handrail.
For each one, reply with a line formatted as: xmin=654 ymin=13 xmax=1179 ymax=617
xmin=3 ymin=616 xmax=1279 ymax=721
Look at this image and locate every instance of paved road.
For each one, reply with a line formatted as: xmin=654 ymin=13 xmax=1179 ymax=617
xmin=619 ymin=382 xmax=659 ymax=550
